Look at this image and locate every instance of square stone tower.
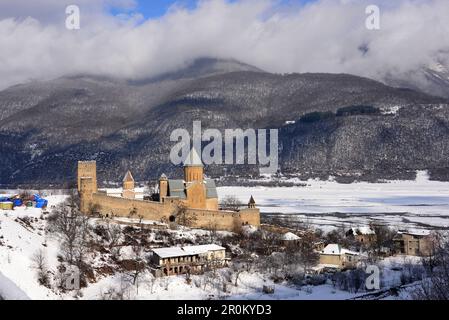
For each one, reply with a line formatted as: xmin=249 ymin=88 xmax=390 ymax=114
xmin=77 ymin=161 xmax=97 ymax=193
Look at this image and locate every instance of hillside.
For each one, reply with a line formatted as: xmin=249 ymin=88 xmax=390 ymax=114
xmin=0 ymin=58 xmax=448 ymax=186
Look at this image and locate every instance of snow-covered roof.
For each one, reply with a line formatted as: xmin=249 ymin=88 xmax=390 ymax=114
xmin=152 ymin=244 xmax=225 ymax=258
xmin=321 ymin=244 xmax=341 ymax=255
xmin=282 ymin=232 xmax=300 ymax=241
xmin=341 ymin=248 xmax=360 ymax=256
xmin=351 ymin=226 xmax=375 ymax=235
xmin=398 ymin=230 xmax=431 ymax=237
xmin=321 ymin=244 xmax=359 ymax=256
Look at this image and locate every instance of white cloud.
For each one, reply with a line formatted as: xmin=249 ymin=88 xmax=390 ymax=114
xmin=0 ymin=0 xmax=448 ymax=90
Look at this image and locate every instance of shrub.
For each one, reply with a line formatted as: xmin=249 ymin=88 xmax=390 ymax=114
xmin=306 ymin=274 xmax=327 ymax=286
xmin=220 ymin=195 xmax=244 ymax=211
xmin=38 ymin=270 xmax=51 ymax=288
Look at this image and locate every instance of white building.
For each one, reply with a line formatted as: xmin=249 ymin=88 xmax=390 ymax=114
xmin=150 ymin=244 xmax=227 ymax=277
xmin=318 ymin=244 xmax=362 ymax=269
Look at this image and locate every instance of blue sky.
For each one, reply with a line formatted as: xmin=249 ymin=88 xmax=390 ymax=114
xmin=126 ymin=0 xmax=316 ymax=19
xmin=134 ymin=0 xmax=197 ymax=18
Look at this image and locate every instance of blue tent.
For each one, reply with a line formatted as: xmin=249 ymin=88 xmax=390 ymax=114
xmin=0 ymin=197 xmax=11 ymax=202
xmin=13 ymin=199 xmax=23 ymax=207
xmin=35 ymin=199 xmax=48 ymax=209
xmin=33 ymin=194 xmax=48 ymax=209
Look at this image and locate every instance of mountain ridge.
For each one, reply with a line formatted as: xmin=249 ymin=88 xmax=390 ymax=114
xmin=0 ymin=58 xmax=448 ymax=187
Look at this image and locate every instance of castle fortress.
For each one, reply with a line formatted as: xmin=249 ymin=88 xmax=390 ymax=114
xmin=78 ymin=149 xmax=260 ymax=232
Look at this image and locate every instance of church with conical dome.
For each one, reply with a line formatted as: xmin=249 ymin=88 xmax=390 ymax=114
xmin=159 ymin=148 xmax=219 ymax=211
xmin=77 ymin=149 xmax=260 ymax=232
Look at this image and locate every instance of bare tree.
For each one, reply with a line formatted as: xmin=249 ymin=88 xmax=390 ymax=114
xmin=258 ymin=231 xmax=281 ymax=256
xmin=47 ymin=192 xmax=91 ymax=267
xmin=32 ymin=249 xmax=47 ymax=271
xmin=88 ymin=203 xmax=101 ymax=217
xmin=73 ymin=214 xmax=91 ymax=268
xmin=231 ymin=254 xmax=253 ymax=286
xmin=175 ymin=204 xmax=198 ymax=228
xmin=208 ymin=221 xmax=219 ymax=243
xmin=130 ymin=225 xmax=146 ymax=295
xmin=128 ymin=206 xmax=138 ymax=219
xmin=368 ymin=223 xmax=396 ymax=257
xmin=101 ymin=275 xmax=132 ymax=300
xmin=289 ymin=231 xmax=320 ymax=275
xmin=105 ymin=221 xmax=122 ymax=259
xmin=264 ymin=252 xmax=286 ymax=279
xmin=412 ymin=232 xmax=449 ymax=300
xmin=132 ymin=244 xmax=143 ymax=287
xmin=220 ymin=195 xmax=243 ymax=211
xmin=146 ymin=274 xmax=156 ymax=294
xmin=31 ymin=249 xmax=50 ymax=287
xmin=325 ymin=225 xmax=348 ymax=246
xmin=146 ymin=180 xmax=159 ymax=200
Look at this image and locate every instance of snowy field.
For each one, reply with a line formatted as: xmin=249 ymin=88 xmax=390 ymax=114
xmin=0 ymin=196 xmax=370 ymax=300
xmin=0 ymin=183 xmax=439 ymax=300
xmin=218 ymin=171 xmax=449 ymax=232
xmin=0 ymin=195 xmax=66 ymax=300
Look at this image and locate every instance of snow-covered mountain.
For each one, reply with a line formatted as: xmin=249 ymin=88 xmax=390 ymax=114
xmin=0 ymin=58 xmax=449 ymax=186
xmin=385 ymin=60 xmax=449 ymax=99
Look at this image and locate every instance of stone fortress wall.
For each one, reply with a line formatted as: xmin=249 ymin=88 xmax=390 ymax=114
xmin=78 ymin=161 xmax=260 ymax=232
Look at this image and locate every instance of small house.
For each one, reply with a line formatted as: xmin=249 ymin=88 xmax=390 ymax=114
xmin=281 ymin=232 xmax=300 ymax=246
xmin=393 ymin=230 xmax=432 ymax=256
xmin=346 ymin=226 xmax=376 ymax=245
xmin=150 ymin=244 xmax=226 ymax=277
xmin=319 ymin=244 xmax=361 ymax=269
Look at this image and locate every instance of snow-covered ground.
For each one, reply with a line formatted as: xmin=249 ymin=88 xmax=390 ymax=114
xmin=1 ymin=173 xmax=447 ymax=300
xmin=0 ymin=195 xmax=66 ymax=299
xmin=0 ymin=196 xmax=366 ymax=300
xmin=218 ymin=171 xmax=449 ymax=232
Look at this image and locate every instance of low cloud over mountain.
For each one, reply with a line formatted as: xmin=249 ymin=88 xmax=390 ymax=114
xmin=1 ymin=0 xmax=449 ymax=96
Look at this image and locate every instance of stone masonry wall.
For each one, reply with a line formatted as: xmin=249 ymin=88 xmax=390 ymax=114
xmin=82 ymin=192 xmax=260 ymax=232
